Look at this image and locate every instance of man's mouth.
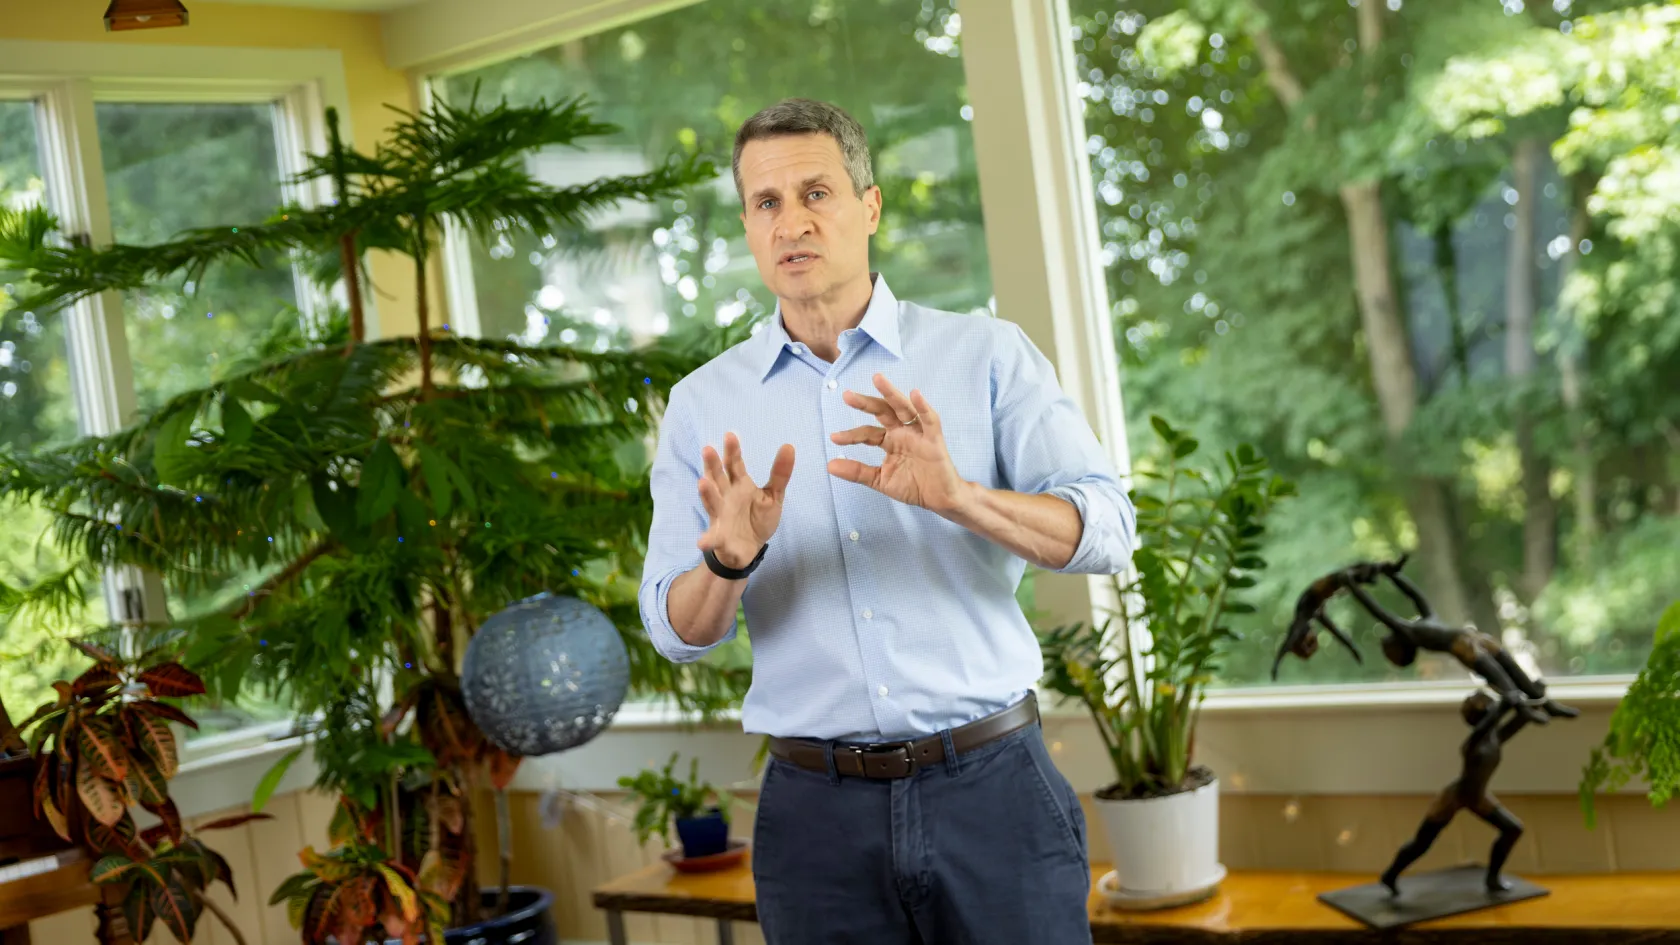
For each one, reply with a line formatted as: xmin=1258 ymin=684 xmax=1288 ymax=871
xmin=780 ymin=252 xmax=818 ymax=265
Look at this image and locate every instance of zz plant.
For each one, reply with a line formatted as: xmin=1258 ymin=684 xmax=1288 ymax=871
xmin=1039 ymin=416 xmax=1294 ymax=799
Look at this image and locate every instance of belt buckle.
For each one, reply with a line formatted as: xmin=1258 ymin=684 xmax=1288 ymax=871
xmin=852 ymin=742 xmax=917 ymax=779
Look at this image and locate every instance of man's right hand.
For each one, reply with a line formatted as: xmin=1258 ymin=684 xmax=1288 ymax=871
xmin=696 ymin=432 xmax=795 ymax=571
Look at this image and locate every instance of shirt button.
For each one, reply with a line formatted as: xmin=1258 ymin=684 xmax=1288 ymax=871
xmin=862 ymin=609 xmax=873 ymax=620
xmin=825 ymin=379 xmax=837 ymax=390
xmin=849 ymin=530 xmax=859 ymax=541
xmin=878 ymin=685 xmax=889 ymax=697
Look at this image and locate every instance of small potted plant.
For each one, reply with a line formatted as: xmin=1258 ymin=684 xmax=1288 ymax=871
xmin=1580 ymin=599 xmax=1679 ymax=827
xmin=619 ymin=752 xmax=734 ymax=861
xmin=1038 ymin=416 xmax=1293 ymax=909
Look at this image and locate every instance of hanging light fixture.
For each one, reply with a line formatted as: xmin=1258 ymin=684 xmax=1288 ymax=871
xmin=104 ymin=0 xmax=190 ymax=32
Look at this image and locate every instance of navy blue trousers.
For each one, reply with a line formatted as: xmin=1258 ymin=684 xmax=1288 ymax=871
xmin=750 ymin=722 xmax=1093 ymax=944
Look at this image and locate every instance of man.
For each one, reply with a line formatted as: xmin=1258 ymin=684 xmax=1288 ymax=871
xmin=638 ymin=98 xmax=1135 ymax=945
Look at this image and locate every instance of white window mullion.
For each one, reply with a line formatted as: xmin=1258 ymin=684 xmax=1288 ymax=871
xmin=423 ymin=78 xmax=486 ymax=341
xmin=36 ymin=79 xmax=167 ymax=640
xmin=274 ymin=83 xmax=341 ymax=333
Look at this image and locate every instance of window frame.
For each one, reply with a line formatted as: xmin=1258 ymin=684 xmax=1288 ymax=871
xmin=0 ymin=41 xmax=355 ymax=767
xmin=413 ymin=0 xmax=1641 ymax=716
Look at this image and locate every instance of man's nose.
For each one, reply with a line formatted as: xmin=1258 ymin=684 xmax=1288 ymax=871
xmin=775 ymin=204 xmax=816 ymax=242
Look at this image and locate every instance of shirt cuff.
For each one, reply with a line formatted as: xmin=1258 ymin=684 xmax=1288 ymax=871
xmin=1046 ymin=480 xmax=1135 ymax=575
xmin=642 ymin=563 xmax=735 ymax=662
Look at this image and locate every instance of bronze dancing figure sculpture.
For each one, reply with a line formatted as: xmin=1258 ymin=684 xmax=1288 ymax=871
xmin=1274 ymin=555 xmax=1578 ymax=897
xmin=1380 ymin=690 xmax=1539 ymax=893
xmin=1273 ymin=555 xmax=1578 ymax=726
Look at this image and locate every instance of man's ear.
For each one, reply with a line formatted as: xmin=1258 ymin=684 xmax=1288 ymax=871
xmin=864 ymin=185 xmax=883 ymax=234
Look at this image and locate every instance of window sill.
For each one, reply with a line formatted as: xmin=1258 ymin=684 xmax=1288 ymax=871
xmin=165 ymin=678 xmax=1635 ymax=818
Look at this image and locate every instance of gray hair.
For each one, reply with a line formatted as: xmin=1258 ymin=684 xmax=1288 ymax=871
xmin=732 ymin=98 xmax=875 ymax=201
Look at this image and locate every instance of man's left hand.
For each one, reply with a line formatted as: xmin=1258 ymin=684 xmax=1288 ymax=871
xmin=827 ymin=373 xmax=970 ymax=515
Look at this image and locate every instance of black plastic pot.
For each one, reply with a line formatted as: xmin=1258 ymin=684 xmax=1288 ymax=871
xmin=378 ymin=886 xmax=558 ymax=945
xmin=675 ymin=807 xmax=729 ymax=858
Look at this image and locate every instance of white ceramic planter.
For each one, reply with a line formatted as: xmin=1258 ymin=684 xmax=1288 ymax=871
xmin=1094 ymin=775 xmax=1224 ymax=909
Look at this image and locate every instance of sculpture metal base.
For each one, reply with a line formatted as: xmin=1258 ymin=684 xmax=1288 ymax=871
xmin=1318 ymin=865 xmax=1548 ymax=929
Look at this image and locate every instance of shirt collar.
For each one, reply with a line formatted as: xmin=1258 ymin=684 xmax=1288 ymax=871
xmin=758 ymin=273 xmax=903 ymax=381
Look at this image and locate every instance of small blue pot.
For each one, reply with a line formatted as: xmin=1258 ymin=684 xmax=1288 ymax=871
xmin=675 ymin=807 xmax=730 ymax=858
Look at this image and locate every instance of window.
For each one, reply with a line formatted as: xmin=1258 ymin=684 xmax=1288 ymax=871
xmin=0 ymin=99 xmax=100 ymax=719
xmin=1066 ymin=2 xmax=1674 ymax=688
xmin=97 ymin=102 xmax=299 ymax=412
xmin=436 ymin=0 xmax=996 ymax=694
xmin=0 ymin=80 xmax=325 ymax=745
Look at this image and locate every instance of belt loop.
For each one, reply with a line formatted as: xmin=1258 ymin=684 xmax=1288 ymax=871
xmin=822 ymin=741 xmax=841 ymax=785
xmin=940 ymin=728 xmax=960 ymax=777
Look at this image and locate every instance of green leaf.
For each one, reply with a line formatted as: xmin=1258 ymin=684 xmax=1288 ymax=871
xmin=416 ymin=443 xmax=455 ymax=518
xmin=1172 ymin=437 xmax=1199 ymax=459
xmin=152 ymin=409 xmax=198 ymax=486
xmin=286 ymin=891 xmax=311 ymax=931
xmin=252 ymin=746 xmax=303 ymax=812
xmin=123 ymin=881 xmax=158 ymax=944
xmin=90 ymin=854 xmax=139 ymax=885
xmin=1149 ymin=414 xmax=1178 ymax=443
xmin=228 ymin=378 xmax=283 ymax=404
xmin=126 ymin=754 xmax=169 ymax=806
xmin=310 ymin=472 xmax=360 ymax=543
xmin=268 ymin=870 xmax=319 ymax=907
xmin=356 ymin=439 xmax=404 ymax=525
xmin=1657 ymin=601 xmax=1680 ymax=644
xmin=222 ymin=395 xmax=254 ymax=444
xmin=151 ymin=870 xmax=198 ymax=942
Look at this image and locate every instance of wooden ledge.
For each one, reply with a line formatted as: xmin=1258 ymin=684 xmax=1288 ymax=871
xmin=592 ymin=857 xmax=1680 ymax=942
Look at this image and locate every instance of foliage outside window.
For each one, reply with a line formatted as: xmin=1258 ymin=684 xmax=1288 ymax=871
xmin=0 ymin=99 xmax=101 ymax=717
xmin=1068 ymin=0 xmax=1679 ymax=687
xmin=95 ymin=101 xmax=306 ymax=736
xmin=0 ymin=99 xmax=308 ymax=737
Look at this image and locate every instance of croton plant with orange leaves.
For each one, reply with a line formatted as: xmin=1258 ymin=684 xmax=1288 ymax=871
xmin=18 ymin=641 xmax=270 ymax=943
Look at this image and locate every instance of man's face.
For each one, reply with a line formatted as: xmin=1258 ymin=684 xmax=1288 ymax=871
xmin=738 ymin=133 xmax=880 ymax=306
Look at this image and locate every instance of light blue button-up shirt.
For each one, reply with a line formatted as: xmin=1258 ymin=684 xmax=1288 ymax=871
xmin=638 ymin=276 xmax=1136 ymax=741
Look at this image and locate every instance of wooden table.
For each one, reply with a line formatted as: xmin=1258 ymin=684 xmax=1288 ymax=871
xmin=592 ymin=855 xmax=1680 ymax=944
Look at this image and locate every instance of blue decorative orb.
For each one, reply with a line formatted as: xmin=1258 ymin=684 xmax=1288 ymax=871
xmin=461 ymin=593 xmax=630 ymax=757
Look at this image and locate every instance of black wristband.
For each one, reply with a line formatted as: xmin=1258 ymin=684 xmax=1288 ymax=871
xmin=704 ymin=542 xmax=767 ymax=580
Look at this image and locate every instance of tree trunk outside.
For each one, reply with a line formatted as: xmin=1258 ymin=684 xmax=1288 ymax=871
xmin=1558 ymin=171 xmax=1599 ymax=564
xmin=1507 ymin=137 xmax=1557 ymax=603
xmin=1341 ymin=181 xmax=1475 ymax=624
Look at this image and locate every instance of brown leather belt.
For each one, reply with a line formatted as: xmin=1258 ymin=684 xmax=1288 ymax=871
xmin=767 ymin=691 xmax=1039 ymax=779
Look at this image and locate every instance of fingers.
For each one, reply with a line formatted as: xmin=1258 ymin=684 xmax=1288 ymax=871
xmin=908 ymin=388 xmax=939 ymax=431
xmin=830 ymin=424 xmax=885 ymax=448
xmin=873 ymin=373 xmax=920 ymax=426
xmin=724 ymin=431 xmax=750 ymax=483
xmin=702 ymin=444 xmax=728 ymax=489
xmin=842 ymin=389 xmax=895 ymax=423
xmin=827 ymin=457 xmax=878 ymax=488
xmin=764 ymin=443 xmax=796 ymax=502
xmin=697 ymin=476 xmax=721 ymax=519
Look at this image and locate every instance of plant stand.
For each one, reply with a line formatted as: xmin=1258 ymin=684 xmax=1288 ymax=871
xmin=1318 ymin=865 xmax=1548 ymax=930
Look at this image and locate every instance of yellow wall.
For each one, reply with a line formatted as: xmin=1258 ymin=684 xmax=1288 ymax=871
xmin=0 ymin=0 xmax=430 ymax=337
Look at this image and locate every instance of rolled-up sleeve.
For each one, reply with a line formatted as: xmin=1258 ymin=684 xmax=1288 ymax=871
xmin=638 ymin=383 xmax=737 ymax=662
xmin=991 ymin=320 xmax=1137 ymax=575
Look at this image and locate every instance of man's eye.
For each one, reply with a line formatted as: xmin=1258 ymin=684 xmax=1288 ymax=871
xmin=809 ymin=190 xmax=827 ymax=200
